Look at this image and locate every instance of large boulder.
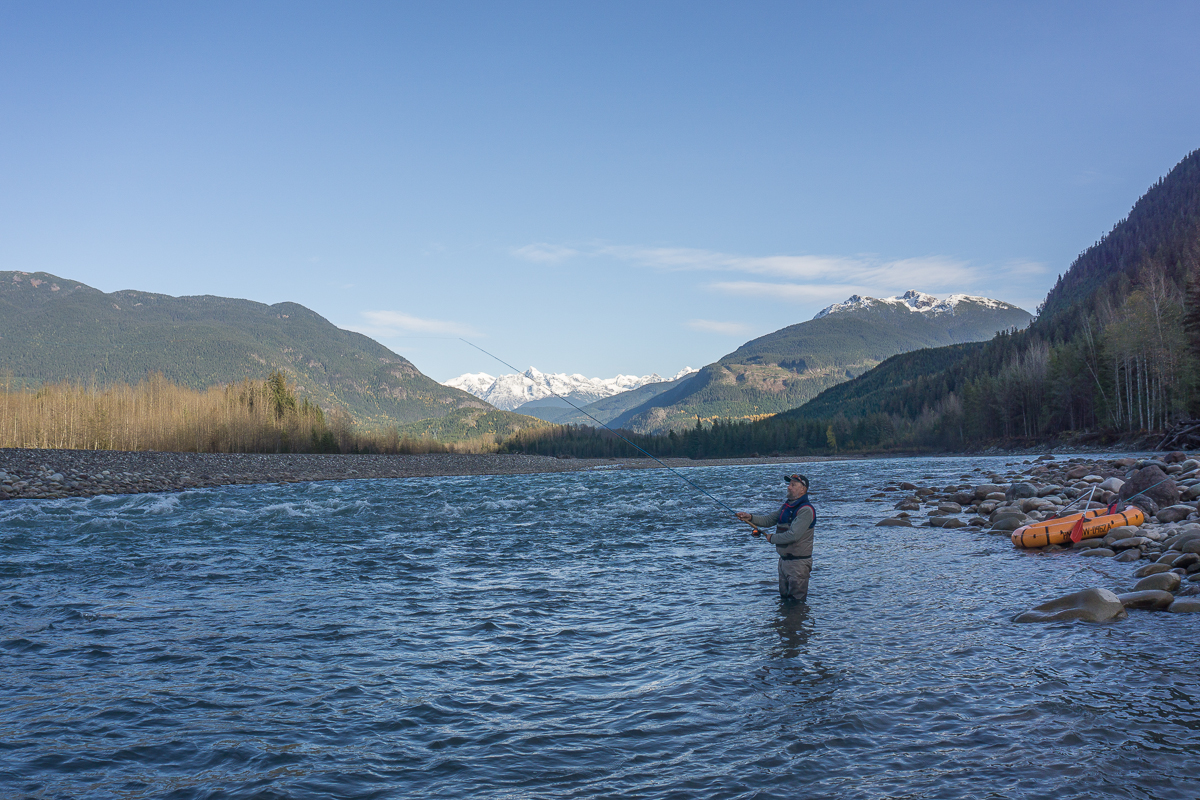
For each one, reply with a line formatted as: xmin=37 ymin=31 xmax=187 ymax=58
xmin=973 ymin=484 xmax=1004 ymax=500
xmin=1119 ymin=466 xmax=1179 ymax=507
xmin=1104 ymin=525 xmax=1141 ymax=543
xmin=1156 ymin=504 xmax=1196 ymax=524
xmin=1117 ymin=590 xmax=1176 ymax=610
xmin=1079 ymin=548 xmax=1116 ymax=557
xmin=876 ymin=517 xmax=913 ymax=527
xmin=990 ymin=506 xmax=1027 ymax=522
xmin=992 ymin=516 xmax=1027 ymax=532
xmin=1134 ymin=562 xmax=1175 ymax=578
xmin=1098 ymin=477 xmax=1125 ymax=493
xmin=1130 ymin=496 xmax=1160 ymax=516
xmin=1007 ymin=482 xmax=1038 ymax=501
xmin=1073 ymin=538 xmax=1107 ymax=549
xmin=938 ymin=502 xmax=963 ymax=514
xmin=1111 ymin=536 xmax=1152 ymax=550
xmin=1169 ymin=598 xmax=1200 ymax=613
xmin=1135 ymin=572 xmax=1182 ymax=592
xmin=1013 ymin=588 xmax=1127 ymax=623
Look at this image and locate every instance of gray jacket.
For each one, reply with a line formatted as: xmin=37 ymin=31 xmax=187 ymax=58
xmin=750 ymin=504 xmax=815 ymax=559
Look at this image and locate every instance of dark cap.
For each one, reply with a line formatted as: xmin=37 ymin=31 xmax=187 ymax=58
xmin=783 ymin=473 xmax=809 ymax=487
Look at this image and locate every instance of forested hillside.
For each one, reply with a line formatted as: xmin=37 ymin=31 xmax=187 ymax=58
xmin=791 ymin=147 xmax=1200 ymax=444
xmin=610 ymin=294 xmax=1030 ymax=433
xmin=0 ymin=272 xmax=541 ymax=435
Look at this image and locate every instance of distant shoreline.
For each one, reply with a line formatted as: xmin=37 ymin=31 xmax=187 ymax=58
xmin=1 ymin=445 xmax=1163 ymax=503
xmin=0 ymin=449 xmax=851 ymax=502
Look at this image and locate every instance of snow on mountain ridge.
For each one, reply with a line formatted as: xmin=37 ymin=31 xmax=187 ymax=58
xmin=814 ymin=290 xmax=1019 ymax=320
xmin=443 ymin=367 xmax=699 ymax=411
xmin=443 ymin=372 xmax=495 ymax=396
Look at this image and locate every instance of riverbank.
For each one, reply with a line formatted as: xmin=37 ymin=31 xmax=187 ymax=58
xmin=870 ymin=450 xmax=1200 ymax=614
xmin=0 ymin=448 xmax=844 ymax=501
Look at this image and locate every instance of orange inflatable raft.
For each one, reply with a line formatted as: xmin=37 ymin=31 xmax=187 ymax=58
xmin=1010 ymin=505 xmax=1145 ymax=548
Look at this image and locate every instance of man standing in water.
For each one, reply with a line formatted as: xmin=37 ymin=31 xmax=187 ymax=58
xmin=737 ymin=474 xmax=815 ymax=602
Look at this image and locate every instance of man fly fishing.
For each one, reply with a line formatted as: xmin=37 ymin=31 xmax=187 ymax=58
xmin=737 ymin=474 xmax=816 ymax=602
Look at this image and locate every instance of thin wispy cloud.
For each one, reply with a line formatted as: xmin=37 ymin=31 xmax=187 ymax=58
xmin=512 ymin=243 xmax=579 ymax=263
xmin=599 ymin=246 xmax=862 ymax=281
xmin=686 ymin=319 xmax=753 ymax=335
xmin=516 ymin=244 xmax=1032 ymax=297
xmin=351 ymin=310 xmax=479 ymax=338
xmin=513 ymin=240 xmax=1042 ymax=308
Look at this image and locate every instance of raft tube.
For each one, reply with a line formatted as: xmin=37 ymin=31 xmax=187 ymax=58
xmin=1010 ymin=506 xmax=1145 ymax=548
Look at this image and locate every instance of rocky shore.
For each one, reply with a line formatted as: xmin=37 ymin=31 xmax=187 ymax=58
xmin=0 ymin=448 xmax=814 ymax=502
xmin=873 ymin=451 xmax=1200 ymax=617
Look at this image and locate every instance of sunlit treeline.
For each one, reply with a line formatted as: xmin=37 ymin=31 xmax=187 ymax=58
xmin=0 ymin=372 xmax=497 ymax=454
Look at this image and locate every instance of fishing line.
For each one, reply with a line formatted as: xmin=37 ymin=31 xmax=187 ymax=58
xmin=460 ymin=339 xmax=762 ymax=533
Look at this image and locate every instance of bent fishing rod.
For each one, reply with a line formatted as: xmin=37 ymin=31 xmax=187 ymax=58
xmin=460 ymin=339 xmax=764 ymax=535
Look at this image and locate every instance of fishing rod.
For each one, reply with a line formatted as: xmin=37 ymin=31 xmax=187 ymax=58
xmin=460 ymin=339 xmax=765 ymax=535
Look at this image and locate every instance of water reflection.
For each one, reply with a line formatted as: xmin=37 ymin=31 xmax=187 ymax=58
xmin=771 ymin=599 xmax=812 ymax=660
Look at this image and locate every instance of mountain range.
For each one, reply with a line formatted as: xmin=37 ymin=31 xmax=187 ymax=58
xmin=603 ymin=290 xmax=1032 ymax=433
xmin=444 ymin=367 xmax=697 ymax=414
xmin=0 ymin=271 xmax=1031 ymax=444
xmin=0 ymin=271 xmax=544 ymax=439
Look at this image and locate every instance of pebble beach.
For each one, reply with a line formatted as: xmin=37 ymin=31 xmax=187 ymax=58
xmin=0 ymin=448 xmax=813 ymax=502
xmin=872 ymin=450 xmax=1200 ymax=617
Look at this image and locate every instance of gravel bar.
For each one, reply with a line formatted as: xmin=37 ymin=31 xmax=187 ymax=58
xmin=0 ymin=448 xmax=825 ymax=501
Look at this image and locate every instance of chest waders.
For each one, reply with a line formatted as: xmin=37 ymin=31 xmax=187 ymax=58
xmin=774 ymin=496 xmax=815 ymax=600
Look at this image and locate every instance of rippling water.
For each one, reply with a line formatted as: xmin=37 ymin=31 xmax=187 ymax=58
xmin=2 ymin=455 xmax=1199 ymax=799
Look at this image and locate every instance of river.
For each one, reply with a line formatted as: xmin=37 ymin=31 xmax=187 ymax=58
xmin=1 ymin=455 xmax=1198 ymax=799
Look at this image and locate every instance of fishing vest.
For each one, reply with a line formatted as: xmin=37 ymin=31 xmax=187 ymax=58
xmin=775 ymin=495 xmax=816 ymax=560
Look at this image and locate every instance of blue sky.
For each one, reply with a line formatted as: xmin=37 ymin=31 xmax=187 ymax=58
xmin=2 ymin=2 xmax=1198 ymax=381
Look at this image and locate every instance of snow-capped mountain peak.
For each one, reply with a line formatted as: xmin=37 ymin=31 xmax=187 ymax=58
xmin=443 ymin=372 xmax=495 ymax=396
xmin=814 ymin=290 xmax=1018 ymax=319
xmin=898 ymin=289 xmax=938 ymax=311
xmin=443 ymin=366 xmax=699 ymax=411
